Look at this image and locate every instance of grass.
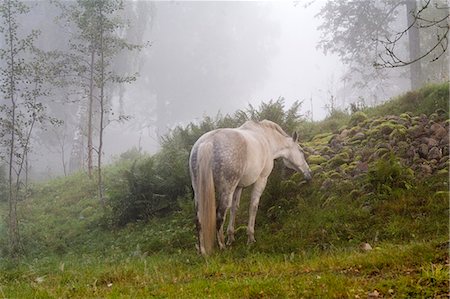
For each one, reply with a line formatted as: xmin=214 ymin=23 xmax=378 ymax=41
xmin=0 ymin=240 xmax=447 ymax=298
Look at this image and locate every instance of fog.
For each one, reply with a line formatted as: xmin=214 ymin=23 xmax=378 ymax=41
xmin=7 ymin=0 xmax=441 ymax=179
xmin=104 ymin=1 xmax=344 ymax=160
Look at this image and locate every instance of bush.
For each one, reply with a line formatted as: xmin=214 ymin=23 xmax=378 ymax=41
xmin=108 ymin=157 xmax=176 ymax=226
xmin=365 ymin=154 xmax=415 ymax=199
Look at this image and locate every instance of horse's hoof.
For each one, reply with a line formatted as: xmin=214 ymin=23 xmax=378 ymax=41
xmin=247 ymin=237 xmax=256 ymax=244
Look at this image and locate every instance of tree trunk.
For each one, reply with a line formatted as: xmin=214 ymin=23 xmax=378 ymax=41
xmin=406 ymin=0 xmax=423 ymax=90
xmin=69 ymin=99 xmax=87 ymax=173
xmin=87 ymin=48 xmax=95 ymax=178
xmin=6 ymin=0 xmax=20 ymax=260
xmin=97 ymin=4 xmax=105 ymax=207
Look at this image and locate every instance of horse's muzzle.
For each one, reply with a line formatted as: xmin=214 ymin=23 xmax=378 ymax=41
xmin=304 ymin=171 xmax=312 ymax=181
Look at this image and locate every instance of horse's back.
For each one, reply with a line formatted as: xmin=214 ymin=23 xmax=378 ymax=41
xmin=191 ymin=129 xmax=247 ymax=184
xmin=190 ymin=126 xmax=271 ymax=188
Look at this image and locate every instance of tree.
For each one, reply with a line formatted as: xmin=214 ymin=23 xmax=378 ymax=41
xmin=0 ymin=0 xmax=55 ymax=259
xmin=376 ymin=0 xmax=449 ymax=83
xmin=317 ymin=0 xmax=448 ymax=96
xmin=56 ymin=0 xmax=142 ymax=204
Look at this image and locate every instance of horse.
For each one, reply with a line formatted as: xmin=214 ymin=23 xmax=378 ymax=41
xmin=189 ymin=119 xmax=312 ymax=255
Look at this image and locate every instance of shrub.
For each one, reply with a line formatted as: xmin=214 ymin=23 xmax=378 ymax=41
xmin=365 ymin=154 xmax=415 ymax=199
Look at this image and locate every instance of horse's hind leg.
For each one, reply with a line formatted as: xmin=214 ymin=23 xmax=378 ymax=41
xmin=216 ymin=190 xmax=235 ymax=250
xmin=227 ymin=187 xmax=242 ymax=245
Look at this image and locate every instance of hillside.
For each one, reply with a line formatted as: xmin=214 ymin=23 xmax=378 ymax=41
xmin=0 ymin=83 xmax=448 ymax=298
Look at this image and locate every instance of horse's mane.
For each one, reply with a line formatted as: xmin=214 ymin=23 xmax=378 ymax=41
xmin=258 ymin=120 xmax=289 ymax=137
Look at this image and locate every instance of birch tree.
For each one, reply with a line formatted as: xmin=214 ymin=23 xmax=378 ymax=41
xmin=56 ymin=0 xmax=142 ymax=204
xmin=0 ymin=0 xmax=55 ymax=259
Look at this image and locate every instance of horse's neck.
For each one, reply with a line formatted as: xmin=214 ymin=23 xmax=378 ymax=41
xmin=262 ymin=130 xmax=288 ymax=159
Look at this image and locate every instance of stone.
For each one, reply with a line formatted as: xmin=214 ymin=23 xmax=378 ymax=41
xmin=430 ymin=123 xmax=447 ymax=139
xmin=360 ymin=242 xmax=373 ymax=251
xmin=426 ymin=137 xmax=439 ymax=148
xmin=351 ymin=132 xmax=366 ymax=141
xmin=418 ymin=143 xmax=428 ymax=158
xmin=439 ymin=134 xmax=449 ymax=147
xmin=428 ymin=146 xmax=442 ymax=160
xmin=356 ymin=161 xmax=369 ymax=173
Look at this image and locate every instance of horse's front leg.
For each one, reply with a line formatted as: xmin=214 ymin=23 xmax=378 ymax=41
xmin=226 ymin=187 xmax=242 ymax=245
xmin=247 ymin=177 xmax=268 ymax=244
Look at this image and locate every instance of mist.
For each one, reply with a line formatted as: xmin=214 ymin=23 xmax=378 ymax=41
xmin=3 ymin=0 xmax=442 ymax=179
xmin=103 ymin=1 xmax=344 ymax=162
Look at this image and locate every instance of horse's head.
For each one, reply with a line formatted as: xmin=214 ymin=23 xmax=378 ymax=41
xmin=282 ymin=132 xmax=312 ymax=181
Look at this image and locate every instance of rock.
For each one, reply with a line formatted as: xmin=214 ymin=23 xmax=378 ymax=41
xmin=428 ymin=146 xmax=442 ymax=160
xmin=426 ymin=137 xmax=439 ymax=148
xmin=351 ymin=132 xmax=366 ymax=142
xmin=406 ymin=146 xmax=416 ymax=159
xmin=439 ymin=134 xmax=449 ymax=147
xmin=360 ymin=242 xmax=373 ymax=251
xmin=339 ymin=129 xmax=350 ymax=139
xmin=418 ymin=143 xmax=428 ymax=158
xmin=430 ymin=123 xmax=447 ymax=139
xmin=356 ymin=161 xmax=369 ymax=173
xmin=329 ymin=136 xmax=343 ymax=150
xmin=408 ymin=124 xmax=426 ymax=138
xmin=379 ymin=123 xmax=395 ymax=135
xmin=348 ymin=126 xmax=361 ymax=137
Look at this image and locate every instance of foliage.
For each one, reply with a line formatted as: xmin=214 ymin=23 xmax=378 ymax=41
xmin=107 ymin=99 xmax=305 ymax=226
xmin=365 ymin=154 xmax=415 ymax=199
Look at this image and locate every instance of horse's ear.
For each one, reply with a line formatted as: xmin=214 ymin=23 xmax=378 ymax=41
xmin=292 ymin=131 xmax=299 ymax=142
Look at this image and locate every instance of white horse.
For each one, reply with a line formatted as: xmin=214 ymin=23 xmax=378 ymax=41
xmin=189 ymin=120 xmax=312 ymax=255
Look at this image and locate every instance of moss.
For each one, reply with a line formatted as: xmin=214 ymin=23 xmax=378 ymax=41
xmin=349 ymin=111 xmax=368 ymax=127
xmin=378 ymin=122 xmax=397 ymax=135
xmin=320 ymin=146 xmax=334 ymax=155
xmin=327 ymin=152 xmax=350 ymax=168
xmin=311 ymin=132 xmax=334 ymax=145
xmin=308 ymin=155 xmax=327 ymax=165
xmin=310 ymin=164 xmax=322 ymax=173
xmin=389 ymin=127 xmax=408 ymax=142
xmin=348 ymin=126 xmax=361 ymax=137
xmin=399 ymin=113 xmax=411 ymax=121
xmin=340 ymin=162 xmax=357 ymax=175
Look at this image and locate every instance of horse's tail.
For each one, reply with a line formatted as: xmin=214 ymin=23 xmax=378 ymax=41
xmin=196 ymin=142 xmax=216 ymax=255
